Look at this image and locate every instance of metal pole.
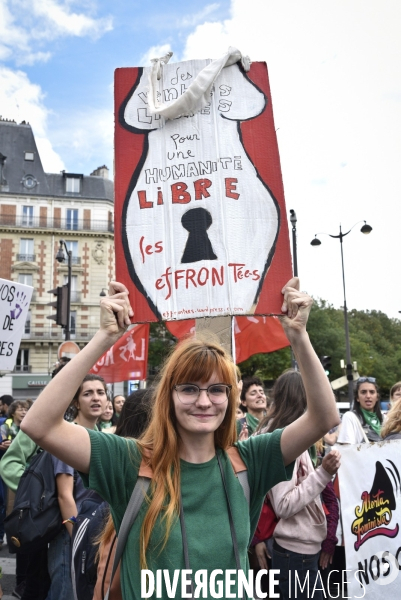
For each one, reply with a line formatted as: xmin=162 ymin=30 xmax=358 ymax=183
xmin=289 ymin=209 xmax=298 ymax=277
xmin=289 ymin=210 xmax=298 ymax=370
xmin=339 ymin=226 xmax=353 ymax=404
xmin=65 ymin=246 xmax=72 ymax=341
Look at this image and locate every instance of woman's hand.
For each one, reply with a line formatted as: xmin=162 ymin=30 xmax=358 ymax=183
xmin=100 ymin=282 xmax=134 ymax=338
xmin=254 ymin=541 xmax=270 ymax=570
xmin=279 ymin=277 xmax=313 ymax=339
xmin=322 ymin=449 xmax=341 ymax=476
xmin=238 ymin=422 xmax=248 ymax=441
xmin=319 ymin=550 xmax=333 ymax=570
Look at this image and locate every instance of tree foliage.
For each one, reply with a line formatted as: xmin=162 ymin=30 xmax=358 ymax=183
xmin=238 ymin=300 xmax=401 ymax=395
xmin=148 ymin=322 xmax=176 ymax=377
xmin=306 ymin=300 xmax=401 ymax=394
xmin=147 ymin=304 xmax=401 ymax=395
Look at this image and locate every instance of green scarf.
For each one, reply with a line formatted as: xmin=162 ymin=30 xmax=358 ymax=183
xmin=245 ymin=413 xmax=260 ymax=435
xmin=360 ymin=407 xmax=381 ymax=435
xmin=99 ymin=421 xmax=113 ymax=430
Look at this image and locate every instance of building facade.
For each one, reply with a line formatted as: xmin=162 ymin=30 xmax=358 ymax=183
xmin=0 ymin=118 xmax=115 ymax=398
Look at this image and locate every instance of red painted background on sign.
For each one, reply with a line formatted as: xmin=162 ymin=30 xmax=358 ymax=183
xmin=90 ymin=324 xmax=149 ymax=383
xmin=166 ymin=316 xmax=290 ymax=363
xmin=114 ymin=62 xmax=292 ymax=323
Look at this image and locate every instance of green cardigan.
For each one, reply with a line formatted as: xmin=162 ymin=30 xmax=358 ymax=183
xmin=0 ymin=430 xmax=38 ymax=492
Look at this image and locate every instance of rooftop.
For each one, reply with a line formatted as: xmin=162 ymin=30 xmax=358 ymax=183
xmin=0 ymin=118 xmax=113 ymax=202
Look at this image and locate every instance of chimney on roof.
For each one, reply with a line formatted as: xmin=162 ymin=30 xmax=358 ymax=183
xmin=90 ymin=165 xmax=109 ymax=179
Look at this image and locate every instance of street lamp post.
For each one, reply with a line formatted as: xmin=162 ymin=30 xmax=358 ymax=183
xmin=311 ymin=221 xmax=372 ymax=404
xmin=289 ymin=210 xmax=298 ymax=370
xmin=56 ymin=239 xmax=72 ymax=341
xmin=289 ymin=209 xmax=298 ymax=277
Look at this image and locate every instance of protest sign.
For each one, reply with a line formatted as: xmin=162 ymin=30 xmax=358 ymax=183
xmin=166 ymin=316 xmax=289 ymax=363
xmin=0 ymin=278 xmax=33 ymax=371
xmin=339 ymin=441 xmax=401 ymax=599
xmin=90 ymin=324 xmax=149 ymax=383
xmin=115 ymin=48 xmax=292 ymax=323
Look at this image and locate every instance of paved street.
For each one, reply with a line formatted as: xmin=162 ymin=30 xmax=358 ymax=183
xmin=0 ymin=541 xmax=16 ymax=600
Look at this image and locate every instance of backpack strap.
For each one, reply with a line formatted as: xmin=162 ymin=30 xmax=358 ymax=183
xmin=104 ymin=458 xmax=150 ymax=600
xmin=226 ymin=446 xmax=250 ymax=507
xmin=104 ymin=450 xmax=250 ymax=599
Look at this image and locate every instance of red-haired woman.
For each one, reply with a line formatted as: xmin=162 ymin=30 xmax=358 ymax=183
xmin=21 ymin=279 xmax=339 ymax=600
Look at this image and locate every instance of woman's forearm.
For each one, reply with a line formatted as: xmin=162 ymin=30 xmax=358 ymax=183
xmin=289 ymin=330 xmax=340 ymax=432
xmin=21 ymin=329 xmax=118 ymax=441
xmin=57 ymin=474 xmax=78 ymax=537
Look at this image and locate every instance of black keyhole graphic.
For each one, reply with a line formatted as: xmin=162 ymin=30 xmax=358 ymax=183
xmin=181 ymin=208 xmax=217 ymax=263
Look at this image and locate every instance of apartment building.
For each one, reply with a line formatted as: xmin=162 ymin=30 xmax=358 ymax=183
xmin=0 ymin=117 xmax=115 ymax=398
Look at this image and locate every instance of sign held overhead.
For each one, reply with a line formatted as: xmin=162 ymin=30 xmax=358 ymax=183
xmin=0 ymin=278 xmax=33 ymax=371
xmin=115 ymin=48 xmax=292 ymax=322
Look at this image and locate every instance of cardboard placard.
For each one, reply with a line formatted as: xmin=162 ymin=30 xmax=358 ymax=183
xmin=115 ymin=56 xmax=292 ymax=322
xmin=0 ymin=278 xmax=33 ymax=371
xmin=166 ymin=315 xmax=290 ymax=363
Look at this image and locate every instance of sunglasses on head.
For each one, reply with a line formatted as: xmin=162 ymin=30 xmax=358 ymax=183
xmin=357 ymin=377 xmax=376 ymax=384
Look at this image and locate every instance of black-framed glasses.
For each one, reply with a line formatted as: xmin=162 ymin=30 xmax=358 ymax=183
xmin=173 ymin=383 xmax=232 ymax=404
xmin=357 ymin=377 xmax=376 ymax=384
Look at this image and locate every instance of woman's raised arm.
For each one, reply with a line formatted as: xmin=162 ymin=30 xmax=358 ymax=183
xmin=279 ymin=278 xmax=341 ymax=465
xmin=21 ymin=282 xmax=133 ymax=473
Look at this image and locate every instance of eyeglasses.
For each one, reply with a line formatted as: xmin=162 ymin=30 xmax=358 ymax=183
xmin=357 ymin=377 xmax=376 ymax=383
xmin=174 ymin=383 xmax=232 ymax=404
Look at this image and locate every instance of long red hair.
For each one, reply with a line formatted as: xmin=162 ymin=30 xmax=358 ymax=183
xmin=136 ymin=335 xmax=238 ymax=568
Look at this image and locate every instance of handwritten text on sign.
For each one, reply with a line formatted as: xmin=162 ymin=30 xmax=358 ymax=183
xmin=0 ymin=278 xmax=33 ymax=371
xmin=117 ymin=58 xmax=282 ymax=321
xmin=339 ymin=442 xmax=401 ymax=599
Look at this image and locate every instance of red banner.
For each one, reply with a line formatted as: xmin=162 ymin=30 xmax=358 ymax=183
xmin=90 ymin=324 xmax=149 ymax=383
xmin=166 ymin=320 xmax=196 ymax=339
xmin=233 ymin=316 xmax=289 ymax=363
xmin=166 ymin=316 xmax=289 ymax=363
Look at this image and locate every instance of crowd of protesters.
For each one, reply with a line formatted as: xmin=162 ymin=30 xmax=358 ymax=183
xmin=0 ymin=280 xmax=399 ymax=600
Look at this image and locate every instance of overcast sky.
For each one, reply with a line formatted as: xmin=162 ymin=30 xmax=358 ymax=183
xmin=1 ymin=0 xmax=400 ymax=322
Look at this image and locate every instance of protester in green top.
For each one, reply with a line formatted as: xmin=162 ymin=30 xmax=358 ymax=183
xmin=0 ymin=429 xmax=38 ymax=490
xmin=98 ymin=399 xmax=117 ymax=431
xmin=21 ymin=278 xmax=340 ymax=600
xmin=337 ymin=377 xmax=383 ymax=443
xmin=237 ymin=376 xmax=267 ymax=437
xmin=0 ymin=429 xmax=50 ymax=600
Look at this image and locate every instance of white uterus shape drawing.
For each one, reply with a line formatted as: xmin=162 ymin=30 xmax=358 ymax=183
xmin=121 ymin=59 xmax=279 ymax=320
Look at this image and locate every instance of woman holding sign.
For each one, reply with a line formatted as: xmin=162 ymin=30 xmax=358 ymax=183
xmin=21 ymin=278 xmax=339 ymax=600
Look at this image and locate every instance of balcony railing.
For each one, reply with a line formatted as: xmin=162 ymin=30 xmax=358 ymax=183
xmin=16 ymin=254 xmax=36 ymax=261
xmin=71 ymin=257 xmax=81 ymax=265
xmin=14 ymin=365 xmax=32 ymax=372
xmin=70 ymin=291 xmax=81 ymax=302
xmin=22 ymin=327 xmax=98 ymax=341
xmin=0 ymin=215 xmax=113 ymax=233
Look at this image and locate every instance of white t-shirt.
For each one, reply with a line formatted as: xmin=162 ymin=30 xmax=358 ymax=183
xmin=337 ymin=411 xmax=365 ymax=444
